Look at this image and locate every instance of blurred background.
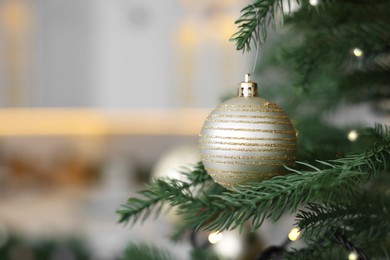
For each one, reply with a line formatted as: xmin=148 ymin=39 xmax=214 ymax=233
xmin=0 ymin=0 xmax=277 ymax=259
xmin=2 ymin=0 xmax=388 ymax=259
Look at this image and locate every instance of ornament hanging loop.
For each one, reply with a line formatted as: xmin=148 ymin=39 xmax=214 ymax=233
xmin=238 ymin=73 xmax=258 ymax=97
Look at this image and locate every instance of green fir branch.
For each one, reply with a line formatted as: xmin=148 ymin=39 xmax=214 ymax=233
xmin=296 ymin=193 xmax=390 ymax=255
xmin=117 ymin=162 xmax=211 ymax=224
xmin=118 ymin=128 xmax=390 ymax=234
xmin=231 ymin=0 xmax=290 ymax=51
xmin=298 ymin=197 xmax=390 ymax=238
xmin=280 ymin=1 xmax=390 ymax=98
xmin=169 ymin=183 xmax=225 ymax=242
xmin=176 ymin=133 xmax=390 ymax=232
xmin=286 ymin=236 xmax=350 ymax=260
xmin=290 ymin=1 xmax=390 ymax=32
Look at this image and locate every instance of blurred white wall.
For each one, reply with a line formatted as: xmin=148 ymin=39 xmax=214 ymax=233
xmin=90 ymin=0 xmax=177 ymax=108
xmin=34 ymin=0 xmax=91 ymax=106
xmin=1 ymin=0 xmax=252 ymax=108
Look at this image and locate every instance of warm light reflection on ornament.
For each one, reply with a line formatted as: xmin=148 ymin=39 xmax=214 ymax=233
xmin=213 ymin=231 xmax=242 ymax=258
xmin=288 ymin=228 xmax=301 ymax=241
xmin=348 ymin=251 xmax=359 ymax=260
xmin=353 ymin=48 xmax=363 ymax=57
xmin=309 ymin=0 xmax=319 ymax=6
xmin=348 ymin=130 xmax=359 ymax=142
xmin=208 ymin=231 xmax=223 ymax=244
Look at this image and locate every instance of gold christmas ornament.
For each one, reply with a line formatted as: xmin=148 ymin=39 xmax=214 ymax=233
xmin=199 ymin=74 xmax=296 ymax=188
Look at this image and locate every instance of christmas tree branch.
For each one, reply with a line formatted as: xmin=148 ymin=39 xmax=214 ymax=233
xmin=295 ymin=192 xmax=390 ymax=257
xmin=117 ymin=163 xmax=212 ymax=224
xmin=286 ymin=230 xmax=369 ymax=260
xmin=290 ymin=1 xmax=390 ymax=32
xmin=176 ymin=130 xmax=390 ymax=232
xmin=297 ymin=195 xmax=390 ymax=238
xmin=231 ymin=0 xmax=290 ymax=51
xmin=281 ymin=1 xmax=390 ymax=97
xmin=118 ymin=127 xmax=390 ymax=234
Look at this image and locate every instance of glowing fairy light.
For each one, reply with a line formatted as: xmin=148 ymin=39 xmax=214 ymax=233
xmin=309 ymin=0 xmax=319 ymax=6
xmin=348 ymin=251 xmax=359 ymax=260
xmin=213 ymin=231 xmax=242 ymax=258
xmin=353 ymin=48 xmax=363 ymax=57
xmin=348 ymin=130 xmax=359 ymax=142
xmin=208 ymin=231 xmax=223 ymax=244
xmin=288 ymin=228 xmax=301 ymax=241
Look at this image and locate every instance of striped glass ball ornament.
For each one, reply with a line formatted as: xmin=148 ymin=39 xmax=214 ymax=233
xmin=199 ymin=74 xmax=296 ymax=188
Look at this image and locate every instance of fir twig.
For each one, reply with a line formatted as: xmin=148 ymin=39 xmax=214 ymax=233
xmin=117 ymin=162 xmax=211 ymax=224
xmin=297 ymin=195 xmax=390 ymax=238
xmin=295 ymin=192 xmax=390 ymax=257
xmin=231 ymin=0 xmax=290 ymax=51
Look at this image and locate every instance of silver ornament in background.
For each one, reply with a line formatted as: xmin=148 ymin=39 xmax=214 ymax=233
xmin=199 ymin=74 xmax=296 ymax=188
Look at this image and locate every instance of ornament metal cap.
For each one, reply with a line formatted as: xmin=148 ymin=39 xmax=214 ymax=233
xmin=238 ymin=73 xmax=258 ymax=97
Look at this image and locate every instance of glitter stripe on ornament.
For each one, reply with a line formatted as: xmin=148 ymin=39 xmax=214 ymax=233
xmin=201 ymin=154 xmax=295 ymax=161
xmin=199 ymin=146 xmax=296 ymax=152
xmin=199 ymin=140 xmax=296 ymax=147
xmin=215 ymin=107 xmax=285 ymax=112
xmin=202 ymin=158 xmax=294 ymax=166
xmin=202 ymin=126 xmax=296 ymax=134
xmin=209 ymin=173 xmax=272 ymax=180
xmin=209 ymin=114 xmax=290 ymax=119
xmin=199 ymin=134 xmax=295 ymax=142
xmin=205 ymin=119 xmax=292 ymax=125
xmin=206 ymin=168 xmax=286 ymax=175
xmin=219 ymin=103 xmax=280 ymax=109
xmin=208 ymin=172 xmax=284 ymax=180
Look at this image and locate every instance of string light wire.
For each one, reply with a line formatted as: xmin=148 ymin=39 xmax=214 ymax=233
xmin=251 ymin=4 xmax=261 ymax=74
